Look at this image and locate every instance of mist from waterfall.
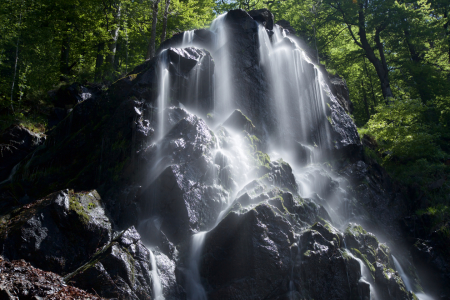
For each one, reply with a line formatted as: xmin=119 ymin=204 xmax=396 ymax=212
xmin=141 ymin=11 xmax=433 ymax=300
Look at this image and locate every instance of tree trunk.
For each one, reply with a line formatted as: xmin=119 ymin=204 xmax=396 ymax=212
xmin=403 ymin=29 xmax=430 ymax=103
xmin=357 ymin=3 xmax=394 ymax=101
xmin=106 ymin=5 xmax=121 ymax=79
xmin=95 ymin=42 xmax=105 ymax=82
xmin=59 ymin=33 xmax=71 ymax=80
xmin=147 ymin=0 xmax=161 ymax=60
xmin=362 ymin=56 xmax=377 ymax=111
xmin=361 ymin=81 xmax=370 ymax=120
xmin=160 ymin=0 xmax=171 ymax=43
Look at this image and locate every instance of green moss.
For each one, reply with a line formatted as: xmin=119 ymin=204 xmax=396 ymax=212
xmin=68 ymin=192 xmax=90 ymax=225
xmin=254 ymin=151 xmax=271 ymax=169
xmin=345 ymin=224 xmax=367 ymax=237
xmin=352 ymin=248 xmax=375 ymax=274
xmin=304 ymin=250 xmax=312 ymax=257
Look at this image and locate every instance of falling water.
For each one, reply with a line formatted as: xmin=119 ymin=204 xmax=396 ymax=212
xmin=144 ymin=11 xmax=434 ymax=300
xmin=257 ymin=23 xmax=332 ymax=151
xmin=182 ymin=30 xmax=195 ymax=47
xmin=149 ymin=250 xmax=164 ymax=300
xmin=392 ymin=256 xmax=434 ymax=300
xmin=157 ymin=50 xmax=170 ymax=140
xmin=345 ymin=249 xmax=379 ymax=300
xmin=210 ymin=13 xmax=234 ymax=117
xmin=392 ymin=255 xmax=413 ymax=292
xmin=186 ymin=232 xmax=208 ymax=300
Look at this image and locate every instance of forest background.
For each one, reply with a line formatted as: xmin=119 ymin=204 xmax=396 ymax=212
xmin=0 ymin=0 xmax=449 ymax=236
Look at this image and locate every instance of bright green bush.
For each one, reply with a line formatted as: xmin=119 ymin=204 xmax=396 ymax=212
xmin=366 ymin=98 xmax=445 ymax=161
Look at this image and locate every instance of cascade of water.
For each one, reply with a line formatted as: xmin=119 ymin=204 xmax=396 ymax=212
xmin=157 ymin=50 xmax=170 ymax=140
xmin=182 ymin=30 xmax=195 ymax=47
xmin=186 ymin=232 xmax=208 ymax=300
xmin=257 ymin=23 xmax=333 ymax=152
xmin=392 ymin=256 xmax=435 ymax=300
xmin=345 ymin=249 xmax=379 ymax=300
xmin=392 ymin=255 xmax=413 ymax=292
xmin=210 ymin=13 xmax=234 ymax=118
xmin=149 ymin=250 xmax=164 ymax=300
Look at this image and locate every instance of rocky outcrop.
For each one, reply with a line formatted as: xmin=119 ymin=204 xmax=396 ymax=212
xmin=0 ymin=256 xmax=104 ymax=300
xmin=0 ymin=190 xmax=155 ymax=299
xmin=0 ymin=125 xmax=45 ymax=183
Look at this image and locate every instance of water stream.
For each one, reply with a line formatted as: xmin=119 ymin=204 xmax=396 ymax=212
xmin=149 ymin=249 xmax=164 ymax=300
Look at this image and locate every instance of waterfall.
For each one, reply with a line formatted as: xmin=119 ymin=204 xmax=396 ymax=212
xmin=149 ymin=250 xmax=164 ymax=300
xmin=144 ymin=11 xmax=431 ymax=300
xmin=156 ymin=50 xmax=170 ymax=140
xmin=257 ymin=23 xmax=331 ymax=150
xmin=345 ymin=249 xmax=379 ymax=300
xmin=210 ymin=13 xmax=234 ymax=118
xmin=392 ymin=255 xmax=413 ymax=292
xmin=186 ymin=232 xmax=208 ymax=300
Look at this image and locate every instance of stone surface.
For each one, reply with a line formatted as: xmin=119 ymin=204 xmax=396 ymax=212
xmin=0 ymin=125 xmax=45 ymax=182
xmin=0 ymin=256 xmax=104 ymax=300
xmin=249 ymin=8 xmax=274 ymax=30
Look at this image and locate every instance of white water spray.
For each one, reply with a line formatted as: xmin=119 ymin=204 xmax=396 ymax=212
xmin=186 ymin=232 xmax=207 ymax=300
xmin=149 ymin=250 xmax=164 ymax=300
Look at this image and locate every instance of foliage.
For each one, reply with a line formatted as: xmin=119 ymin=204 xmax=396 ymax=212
xmin=366 ymin=99 xmax=445 ymax=161
xmin=0 ymin=0 xmax=216 ymax=118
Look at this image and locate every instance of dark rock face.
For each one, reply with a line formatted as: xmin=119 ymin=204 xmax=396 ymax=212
xmin=0 ymin=190 xmax=111 ymax=275
xmin=0 ymin=257 xmax=104 ymax=300
xmin=137 ymin=109 xmax=227 ymax=244
xmin=345 ymin=224 xmax=414 ymax=300
xmin=167 ymin=47 xmax=215 ymax=114
xmin=249 ymin=8 xmax=274 ymax=30
xmin=201 ymin=204 xmax=293 ymax=299
xmin=48 ymin=83 xmax=101 ymax=128
xmin=329 ymin=74 xmax=353 ymax=114
xmin=0 ymin=190 xmax=155 ymax=300
xmin=67 ymin=227 xmax=155 ymax=300
xmin=275 ymin=19 xmax=296 ymax=34
xmin=222 ymin=109 xmax=255 ymax=133
xmin=0 ymin=125 xmax=44 ymax=182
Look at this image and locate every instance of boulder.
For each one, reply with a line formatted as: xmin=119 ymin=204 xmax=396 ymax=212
xmin=249 ymin=9 xmax=274 ymax=30
xmin=0 ymin=125 xmax=45 ymax=182
xmin=138 ymin=112 xmax=228 ymax=244
xmin=200 ymin=204 xmax=293 ymax=299
xmin=275 ymin=20 xmax=296 ymax=34
xmin=222 ymin=109 xmax=255 ymax=133
xmin=0 ymin=257 xmax=103 ymax=300
xmin=0 ymin=190 xmax=154 ymax=299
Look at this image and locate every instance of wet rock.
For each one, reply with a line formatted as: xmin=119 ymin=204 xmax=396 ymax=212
xmin=344 ymin=223 xmax=415 ymax=300
xmin=200 ymin=204 xmax=293 ymax=299
xmin=0 ymin=190 xmax=111 ymax=275
xmin=329 ymin=74 xmax=353 ymax=114
xmin=50 ymin=82 xmax=96 ymax=109
xmin=295 ymin=222 xmax=364 ymax=300
xmin=0 ymin=125 xmax=45 ymax=182
xmin=0 ymin=256 xmax=104 ymax=299
xmin=222 ymin=109 xmax=255 ymax=133
xmin=292 ymin=142 xmax=313 ymax=166
xmin=138 ymin=112 xmax=228 ymax=244
xmin=168 ymin=47 xmax=205 ymax=73
xmin=275 ymin=20 xmax=296 ymax=35
xmin=154 ymin=250 xmax=187 ymax=299
xmin=249 ymin=9 xmax=274 ymax=30
xmin=167 ymin=48 xmax=215 ymax=115
xmin=65 ymin=227 xmax=153 ymax=300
